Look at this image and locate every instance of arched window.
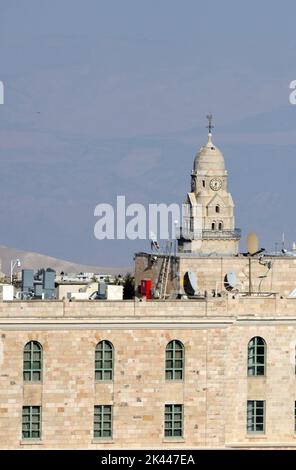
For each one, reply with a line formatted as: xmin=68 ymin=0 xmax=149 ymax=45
xmin=248 ymin=337 xmax=266 ymax=376
xmin=95 ymin=340 xmax=114 ymax=381
xmin=211 ymin=222 xmax=215 ymax=230
xmin=23 ymin=341 xmax=42 ymax=382
xmin=165 ymin=340 xmax=184 ymax=380
xmin=218 ymin=222 xmax=223 ymax=230
xmin=215 ymin=205 xmax=220 ymax=213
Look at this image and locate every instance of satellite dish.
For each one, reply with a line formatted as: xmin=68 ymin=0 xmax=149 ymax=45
xmin=224 ymin=271 xmax=237 ymax=291
xmin=227 ymin=271 xmax=237 ymax=288
xmin=288 ymin=288 xmax=296 ymax=298
xmin=183 ymin=270 xmax=198 ymax=296
xmin=247 ymin=232 xmax=259 ymax=255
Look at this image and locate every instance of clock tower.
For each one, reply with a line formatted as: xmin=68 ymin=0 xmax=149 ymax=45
xmin=178 ymin=115 xmax=241 ymax=255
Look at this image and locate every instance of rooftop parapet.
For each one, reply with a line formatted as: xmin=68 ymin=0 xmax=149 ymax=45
xmin=0 ymin=296 xmax=295 ymax=321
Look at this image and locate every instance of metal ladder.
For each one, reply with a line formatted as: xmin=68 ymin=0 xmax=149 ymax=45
xmin=158 ymin=242 xmax=172 ymax=300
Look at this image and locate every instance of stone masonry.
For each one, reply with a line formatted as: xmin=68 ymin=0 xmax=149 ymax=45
xmin=1 ymin=298 xmax=296 ymax=449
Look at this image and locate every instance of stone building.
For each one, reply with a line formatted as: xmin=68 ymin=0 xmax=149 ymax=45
xmin=1 ymin=118 xmax=296 ymax=449
xmin=1 ymin=298 xmax=296 ymax=449
xmin=135 ymin=118 xmax=296 ymax=298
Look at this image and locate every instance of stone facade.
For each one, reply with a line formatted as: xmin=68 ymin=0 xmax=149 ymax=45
xmin=1 ymin=298 xmax=296 ymax=449
xmin=135 ymin=252 xmax=296 ymax=299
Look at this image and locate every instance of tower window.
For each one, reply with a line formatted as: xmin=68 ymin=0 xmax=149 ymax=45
xmin=215 ymin=205 xmax=220 ymax=213
xmin=202 ymin=180 xmax=205 ymax=188
xmin=211 ymin=222 xmax=215 ymax=230
xmin=218 ymin=222 xmax=223 ymax=230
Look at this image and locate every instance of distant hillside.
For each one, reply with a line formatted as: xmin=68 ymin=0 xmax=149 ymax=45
xmin=0 ymin=245 xmax=131 ymax=276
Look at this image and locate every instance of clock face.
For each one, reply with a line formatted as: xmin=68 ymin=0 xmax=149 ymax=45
xmin=210 ymin=178 xmax=222 ymax=191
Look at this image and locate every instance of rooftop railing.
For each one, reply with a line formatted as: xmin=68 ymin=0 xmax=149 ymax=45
xmin=177 ymin=227 xmax=241 ymax=240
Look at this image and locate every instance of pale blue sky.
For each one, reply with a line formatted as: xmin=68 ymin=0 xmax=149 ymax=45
xmin=0 ymin=0 xmax=296 ymax=266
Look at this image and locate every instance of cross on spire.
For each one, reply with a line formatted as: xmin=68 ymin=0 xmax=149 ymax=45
xmin=206 ymin=113 xmax=214 ymax=134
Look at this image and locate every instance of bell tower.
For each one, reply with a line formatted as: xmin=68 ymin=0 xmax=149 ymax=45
xmin=178 ymin=114 xmax=241 ymax=255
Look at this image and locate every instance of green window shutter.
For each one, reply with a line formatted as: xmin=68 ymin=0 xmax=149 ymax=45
xmin=23 ymin=341 xmax=42 ymax=382
xmin=22 ymin=406 xmax=41 ymax=439
xmin=247 ymin=400 xmax=265 ymax=433
xmin=94 ymin=405 xmax=113 ymax=439
xmin=164 ymin=404 xmax=183 ymax=438
xmin=95 ymin=341 xmax=114 ymax=381
xmin=165 ymin=340 xmax=184 ymax=381
xmin=247 ymin=337 xmax=266 ymax=376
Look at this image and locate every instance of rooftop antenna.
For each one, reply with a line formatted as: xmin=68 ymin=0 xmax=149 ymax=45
xmin=246 ymin=232 xmax=259 ymax=296
xmin=150 ymin=231 xmax=160 ymax=252
xmin=282 ymin=232 xmax=285 ymax=251
xmin=206 ymin=113 xmax=214 ymax=135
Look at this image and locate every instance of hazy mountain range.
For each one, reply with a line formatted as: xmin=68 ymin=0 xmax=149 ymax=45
xmin=0 ymin=245 xmax=131 ymax=276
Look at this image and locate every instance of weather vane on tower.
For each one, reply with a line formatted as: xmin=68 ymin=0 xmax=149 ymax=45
xmin=206 ymin=113 xmax=214 ymax=134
